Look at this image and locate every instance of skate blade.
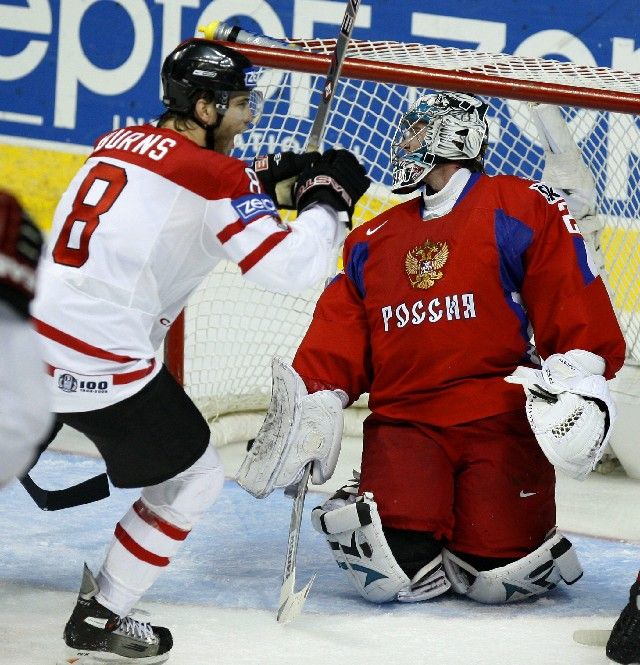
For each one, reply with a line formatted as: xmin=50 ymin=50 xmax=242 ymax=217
xmin=59 ymin=647 xmax=170 ymax=664
xmin=572 ymin=629 xmax=611 ymax=646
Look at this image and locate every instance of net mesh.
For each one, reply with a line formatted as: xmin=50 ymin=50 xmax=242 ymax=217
xmin=178 ymin=39 xmax=640 ymax=440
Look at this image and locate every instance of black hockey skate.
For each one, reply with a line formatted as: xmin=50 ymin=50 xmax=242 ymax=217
xmin=61 ymin=564 xmax=173 ymax=664
xmin=607 ymin=579 xmax=640 ymax=664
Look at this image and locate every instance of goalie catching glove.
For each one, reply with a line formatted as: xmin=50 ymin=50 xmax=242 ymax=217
xmin=505 ymin=349 xmax=616 ymax=480
xmin=252 ymin=151 xmax=320 ymax=209
xmin=294 ymin=149 xmax=371 ymax=228
xmin=236 ymin=357 xmax=345 ymax=498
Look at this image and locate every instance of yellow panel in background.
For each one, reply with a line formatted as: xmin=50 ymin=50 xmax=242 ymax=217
xmin=0 ymin=143 xmax=88 ymax=232
xmin=603 ymin=226 xmax=640 ymax=314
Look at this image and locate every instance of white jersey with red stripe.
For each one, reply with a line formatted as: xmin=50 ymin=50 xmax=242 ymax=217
xmin=33 ymin=124 xmax=343 ymax=412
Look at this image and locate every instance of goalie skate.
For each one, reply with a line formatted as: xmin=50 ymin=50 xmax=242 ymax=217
xmin=60 ymin=564 xmax=172 ymax=664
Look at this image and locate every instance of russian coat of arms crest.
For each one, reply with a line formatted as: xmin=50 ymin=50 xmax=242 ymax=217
xmin=405 ymin=239 xmax=449 ymax=289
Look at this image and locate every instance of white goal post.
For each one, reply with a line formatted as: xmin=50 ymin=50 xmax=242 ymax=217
xmin=164 ymin=38 xmax=640 ymax=472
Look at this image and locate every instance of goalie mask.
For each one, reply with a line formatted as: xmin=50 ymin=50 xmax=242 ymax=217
xmin=391 ymin=92 xmax=489 ymax=194
xmin=161 ymin=38 xmax=264 ymax=125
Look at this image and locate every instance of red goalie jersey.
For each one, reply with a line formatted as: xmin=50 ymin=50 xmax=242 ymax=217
xmin=293 ymin=172 xmax=626 ymax=427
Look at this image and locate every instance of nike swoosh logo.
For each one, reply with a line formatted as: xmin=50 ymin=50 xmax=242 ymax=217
xmin=366 ymin=221 xmax=388 ymax=236
xmin=519 ymin=491 xmax=537 ymax=498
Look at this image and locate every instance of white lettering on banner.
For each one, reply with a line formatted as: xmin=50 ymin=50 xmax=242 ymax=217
xmin=0 ymin=0 xmax=632 ymax=217
xmin=0 ymin=0 xmax=51 ymax=80
xmin=55 ymin=0 xmax=153 ymax=129
xmin=381 ymin=293 xmax=477 ymax=332
xmin=612 ymin=37 xmax=640 ymax=70
xmin=508 ymin=30 xmax=598 ymax=147
xmin=411 ymin=13 xmax=506 ymax=52
xmin=112 ymin=115 xmax=148 ymax=130
xmin=157 ymin=0 xmax=200 ymax=99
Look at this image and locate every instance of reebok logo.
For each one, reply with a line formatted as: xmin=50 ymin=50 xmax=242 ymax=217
xmin=519 ymin=490 xmax=537 ymax=498
xmin=366 ymin=221 xmax=388 ymax=236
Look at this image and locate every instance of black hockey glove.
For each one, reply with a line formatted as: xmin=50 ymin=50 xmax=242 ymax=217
xmin=0 ymin=191 xmax=43 ymax=318
xmin=252 ymin=151 xmax=320 ymax=209
xmin=294 ymin=149 xmax=371 ymax=228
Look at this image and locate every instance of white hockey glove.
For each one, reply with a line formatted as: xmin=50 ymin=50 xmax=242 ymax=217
xmin=505 ymin=350 xmax=616 ymax=480
xmin=530 ymin=103 xmax=597 ymax=222
xmin=236 ymin=357 xmax=344 ymax=498
xmin=529 ymin=104 xmax=605 ymax=276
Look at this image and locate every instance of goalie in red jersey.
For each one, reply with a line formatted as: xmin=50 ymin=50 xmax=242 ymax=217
xmin=238 ymin=92 xmax=626 ymax=605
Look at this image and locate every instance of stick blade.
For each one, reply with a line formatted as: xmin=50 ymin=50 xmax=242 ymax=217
xmin=573 ymin=629 xmax=611 ymax=647
xmin=277 ymin=573 xmax=316 ymax=624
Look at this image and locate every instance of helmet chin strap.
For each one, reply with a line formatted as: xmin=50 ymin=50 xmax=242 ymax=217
xmin=203 ymin=116 xmax=223 ymax=151
xmin=190 ymin=108 xmax=223 ymax=151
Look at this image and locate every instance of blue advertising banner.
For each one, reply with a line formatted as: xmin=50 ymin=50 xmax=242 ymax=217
xmin=1 ymin=0 xmax=639 ymax=149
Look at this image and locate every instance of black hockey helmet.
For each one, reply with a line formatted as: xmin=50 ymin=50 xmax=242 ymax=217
xmin=161 ymin=38 xmax=262 ymax=116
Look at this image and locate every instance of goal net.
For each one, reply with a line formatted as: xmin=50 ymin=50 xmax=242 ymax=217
xmin=164 ymin=38 xmax=640 ymax=464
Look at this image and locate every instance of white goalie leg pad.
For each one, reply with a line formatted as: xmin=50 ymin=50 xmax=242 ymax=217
xmin=506 ymin=350 xmax=616 ymax=480
xmin=442 ymin=530 xmax=583 ymax=604
xmin=236 ymin=357 xmax=343 ymax=498
xmin=311 ymin=493 xmax=409 ymax=603
xmin=311 ymin=493 xmax=450 ymax=603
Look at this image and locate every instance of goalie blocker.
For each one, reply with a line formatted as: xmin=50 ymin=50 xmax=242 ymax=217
xmin=236 ymin=357 xmax=345 ymax=498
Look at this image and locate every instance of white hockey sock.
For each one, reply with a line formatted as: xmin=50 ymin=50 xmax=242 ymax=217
xmin=95 ymin=445 xmax=224 ymax=617
xmin=96 ymin=497 xmax=190 ymax=616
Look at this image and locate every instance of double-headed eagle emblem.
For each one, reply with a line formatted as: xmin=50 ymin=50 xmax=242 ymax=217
xmin=405 ymin=239 xmax=449 ymax=289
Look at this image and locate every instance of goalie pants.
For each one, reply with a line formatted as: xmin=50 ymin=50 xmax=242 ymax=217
xmin=359 ymin=409 xmax=556 ymax=560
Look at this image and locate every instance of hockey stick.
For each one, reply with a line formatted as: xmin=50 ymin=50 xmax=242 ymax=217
xmin=572 ymin=629 xmax=611 ymax=646
xmin=203 ymin=3 xmax=361 ymax=622
xmin=277 ymin=463 xmax=316 ymax=623
xmin=275 ymin=2 xmax=361 ymax=623
xmin=201 ymin=0 xmax=362 ymax=200
xmin=304 ymin=0 xmax=361 ymax=153
xmin=19 ymin=472 xmax=110 ymax=511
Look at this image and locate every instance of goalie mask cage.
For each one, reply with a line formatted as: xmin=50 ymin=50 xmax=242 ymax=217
xmin=164 ymin=38 xmax=640 ymax=451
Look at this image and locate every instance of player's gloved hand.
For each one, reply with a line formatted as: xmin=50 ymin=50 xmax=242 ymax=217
xmin=252 ymin=151 xmax=320 ymax=209
xmin=0 ymin=191 xmax=43 ymax=318
xmin=294 ymin=149 xmax=371 ymax=228
xmin=505 ymin=350 xmax=615 ymax=480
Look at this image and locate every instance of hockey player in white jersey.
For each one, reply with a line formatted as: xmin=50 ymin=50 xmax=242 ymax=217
xmin=0 ymin=190 xmax=51 ymax=487
xmin=32 ymin=38 xmax=370 ymax=664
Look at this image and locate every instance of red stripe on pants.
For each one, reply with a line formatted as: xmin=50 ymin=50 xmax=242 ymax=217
xmin=114 ymin=523 xmax=170 ymax=567
xmin=133 ymin=499 xmax=189 ymax=541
